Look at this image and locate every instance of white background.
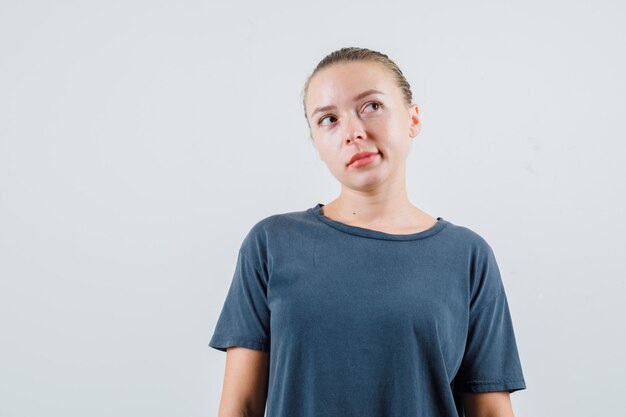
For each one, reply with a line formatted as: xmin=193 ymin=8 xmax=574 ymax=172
xmin=1 ymin=1 xmax=624 ymax=416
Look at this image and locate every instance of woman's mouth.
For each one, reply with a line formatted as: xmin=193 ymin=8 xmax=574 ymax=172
xmin=348 ymin=152 xmax=380 ymax=168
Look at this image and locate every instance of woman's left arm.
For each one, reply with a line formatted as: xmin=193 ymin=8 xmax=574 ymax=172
xmin=462 ymin=391 xmax=516 ymax=417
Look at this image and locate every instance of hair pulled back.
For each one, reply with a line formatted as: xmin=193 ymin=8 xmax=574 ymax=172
xmin=302 ymin=47 xmax=414 ymax=129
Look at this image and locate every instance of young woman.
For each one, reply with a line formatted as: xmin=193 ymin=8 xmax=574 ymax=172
xmin=209 ymin=47 xmax=527 ymax=417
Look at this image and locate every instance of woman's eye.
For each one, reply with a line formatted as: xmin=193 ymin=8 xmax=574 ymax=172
xmin=364 ymin=101 xmax=382 ymax=112
xmin=319 ymin=115 xmax=336 ymax=126
xmin=317 ymin=103 xmax=380 ymax=126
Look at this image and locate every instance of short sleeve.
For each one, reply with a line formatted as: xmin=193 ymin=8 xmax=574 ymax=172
xmin=208 ymin=249 xmax=271 ymax=353
xmin=453 ymin=241 xmax=527 ymax=393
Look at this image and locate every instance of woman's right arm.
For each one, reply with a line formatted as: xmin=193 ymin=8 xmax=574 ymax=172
xmin=217 ymin=346 xmax=270 ymax=417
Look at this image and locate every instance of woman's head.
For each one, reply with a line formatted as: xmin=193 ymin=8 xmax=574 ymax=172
xmin=302 ymin=47 xmax=414 ymax=127
xmin=302 ymin=47 xmax=420 ymax=193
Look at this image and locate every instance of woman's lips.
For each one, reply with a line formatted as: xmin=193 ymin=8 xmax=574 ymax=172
xmin=348 ymin=152 xmax=379 ymax=168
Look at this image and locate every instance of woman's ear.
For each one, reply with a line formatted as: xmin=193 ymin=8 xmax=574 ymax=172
xmin=408 ymin=104 xmax=421 ymax=138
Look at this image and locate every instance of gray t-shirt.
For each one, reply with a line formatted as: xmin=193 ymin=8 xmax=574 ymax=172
xmin=209 ymin=203 xmax=526 ymax=416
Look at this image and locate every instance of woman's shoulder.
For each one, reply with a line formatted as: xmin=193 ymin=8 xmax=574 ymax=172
xmin=439 ymin=217 xmax=497 ymax=253
xmin=238 ymin=207 xmax=315 ymax=251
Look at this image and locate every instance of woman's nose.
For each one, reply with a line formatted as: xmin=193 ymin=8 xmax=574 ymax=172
xmin=342 ymin=114 xmax=367 ymax=143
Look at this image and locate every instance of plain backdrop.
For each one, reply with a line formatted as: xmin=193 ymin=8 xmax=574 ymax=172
xmin=1 ymin=1 xmax=625 ymax=416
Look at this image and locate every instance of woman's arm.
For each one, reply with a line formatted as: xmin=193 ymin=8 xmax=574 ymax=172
xmin=462 ymin=391 xmax=516 ymax=417
xmin=217 ymin=346 xmax=270 ymax=417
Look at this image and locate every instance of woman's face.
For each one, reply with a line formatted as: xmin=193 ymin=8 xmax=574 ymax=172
xmin=305 ymin=61 xmax=420 ymax=192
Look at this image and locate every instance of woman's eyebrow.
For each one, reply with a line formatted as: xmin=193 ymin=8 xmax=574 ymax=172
xmin=310 ymin=89 xmax=385 ymax=118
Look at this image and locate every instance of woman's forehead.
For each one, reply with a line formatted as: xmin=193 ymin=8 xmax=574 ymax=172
xmin=307 ymin=61 xmax=397 ymax=104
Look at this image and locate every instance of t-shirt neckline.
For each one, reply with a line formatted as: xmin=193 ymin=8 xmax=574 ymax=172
xmin=309 ymin=203 xmax=448 ymax=241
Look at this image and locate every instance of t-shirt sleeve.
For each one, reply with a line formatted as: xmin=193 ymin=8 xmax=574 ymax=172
xmin=208 ymin=246 xmax=271 ymax=353
xmin=453 ymin=240 xmax=527 ymax=394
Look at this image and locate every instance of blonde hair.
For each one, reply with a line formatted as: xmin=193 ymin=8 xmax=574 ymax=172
xmin=302 ymin=47 xmax=414 ymax=129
